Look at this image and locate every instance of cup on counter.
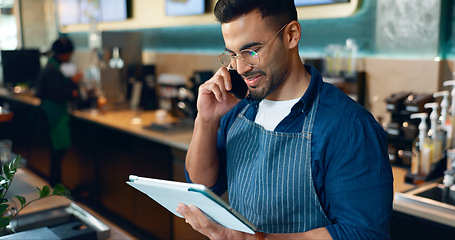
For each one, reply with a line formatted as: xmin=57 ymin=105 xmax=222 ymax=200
xmin=0 ymin=139 xmax=12 ymax=164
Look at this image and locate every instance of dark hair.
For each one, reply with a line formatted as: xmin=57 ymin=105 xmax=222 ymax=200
xmin=214 ymin=0 xmax=297 ymax=30
xmin=51 ymin=37 xmax=74 ymax=55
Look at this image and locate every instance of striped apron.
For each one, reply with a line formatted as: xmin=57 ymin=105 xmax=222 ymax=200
xmin=226 ymin=95 xmax=331 ymax=233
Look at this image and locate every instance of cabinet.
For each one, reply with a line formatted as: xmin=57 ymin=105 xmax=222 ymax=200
xmin=391 ymin=211 xmax=455 ymax=239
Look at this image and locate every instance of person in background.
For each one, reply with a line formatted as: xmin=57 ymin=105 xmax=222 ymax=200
xmin=36 ymin=37 xmax=81 ymax=186
xmin=178 ymin=0 xmax=394 ymax=239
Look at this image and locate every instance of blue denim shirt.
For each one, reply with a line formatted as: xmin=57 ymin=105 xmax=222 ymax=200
xmin=191 ymin=65 xmax=393 ymax=240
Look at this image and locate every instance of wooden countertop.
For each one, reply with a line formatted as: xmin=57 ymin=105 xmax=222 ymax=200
xmin=392 ymin=166 xmax=414 ymax=193
xmin=72 ymin=109 xmax=193 ymax=151
xmin=0 ymin=90 xmax=40 ymax=106
xmin=0 ymin=90 xmax=193 ymax=151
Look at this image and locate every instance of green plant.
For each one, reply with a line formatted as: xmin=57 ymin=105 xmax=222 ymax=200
xmin=0 ymin=155 xmax=71 ymax=231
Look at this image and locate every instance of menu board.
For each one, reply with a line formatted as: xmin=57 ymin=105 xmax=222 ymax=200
xmin=58 ymin=0 xmax=79 ymax=26
xmin=58 ymin=0 xmax=128 ymax=26
xmin=166 ymin=0 xmax=205 ymax=16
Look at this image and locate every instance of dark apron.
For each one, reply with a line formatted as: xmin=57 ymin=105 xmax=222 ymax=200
xmin=40 ymin=58 xmax=71 ymax=151
xmin=226 ymin=95 xmax=331 ymax=233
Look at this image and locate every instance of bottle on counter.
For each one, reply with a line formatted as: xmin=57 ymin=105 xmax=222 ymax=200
xmin=410 ymin=113 xmax=431 ymax=183
xmin=433 ymin=91 xmax=450 ymax=148
xmin=424 ymin=102 xmax=444 ymax=165
xmin=443 ymin=80 xmax=455 ymax=148
xmin=442 ymin=80 xmax=455 ymax=173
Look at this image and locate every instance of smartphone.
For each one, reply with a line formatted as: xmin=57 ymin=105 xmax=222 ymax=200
xmin=228 ymin=69 xmax=248 ymax=99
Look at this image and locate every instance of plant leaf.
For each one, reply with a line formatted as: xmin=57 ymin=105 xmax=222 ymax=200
xmin=0 ymin=216 xmax=11 ymax=229
xmin=2 ymin=164 xmax=11 ymax=179
xmin=0 ymin=179 xmax=8 ymax=188
xmin=52 ymin=183 xmax=64 ymax=193
xmin=0 ymin=199 xmax=8 ymax=204
xmin=0 ymin=176 xmax=7 ymax=199
xmin=37 ymin=185 xmax=50 ymax=198
xmin=0 ymin=204 xmax=8 ymax=215
xmin=9 ymin=155 xmax=21 ymax=170
xmin=14 ymin=195 xmax=26 ymax=208
xmin=1 ymin=179 xmax=8 ymax=184
xmin=52 ymin=184 xmax=72 ymax=199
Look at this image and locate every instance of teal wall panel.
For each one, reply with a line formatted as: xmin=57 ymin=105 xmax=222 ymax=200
xmin=441 ymin=0 xmax=455 ymax=59
xmin=297 ymin=0 xmax=376 ymax=57
xmin=141 ymin=24 xmax=224 ymax=54
xmin=67 ymin=0 xmax=455 ymax=59
xmin=139 ymin=0 xmax=377 ymax=56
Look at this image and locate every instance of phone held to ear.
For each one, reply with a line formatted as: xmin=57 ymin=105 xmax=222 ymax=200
xmin=228 ymin=69 xmax=248 ymax=99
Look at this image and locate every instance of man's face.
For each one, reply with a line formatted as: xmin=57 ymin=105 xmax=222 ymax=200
xmin=221 ymin=10 xmax=289 ymax=101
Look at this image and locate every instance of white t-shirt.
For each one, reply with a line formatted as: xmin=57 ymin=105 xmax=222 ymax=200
xmin=255 ymin=98 xmax=300 ymax=131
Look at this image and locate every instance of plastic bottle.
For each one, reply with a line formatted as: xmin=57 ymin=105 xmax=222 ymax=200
xmin=424 ymin=103 xmax=442 ymax=164
xmin=443 ymin=80 xmax=455 ymax=115
xmin=346 ymin=38 xmax=357 ymax=77
xmin=410 ymin=113 xmax=429 ymax=177
xmin=433 ymin=91 xmax=450 ymax=148
xmin=443 ymin=80 xmax=455 ymax=147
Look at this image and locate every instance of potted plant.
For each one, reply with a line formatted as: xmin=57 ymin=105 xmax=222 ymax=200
xmin=0 ymin=155 xmax=71 ymax=233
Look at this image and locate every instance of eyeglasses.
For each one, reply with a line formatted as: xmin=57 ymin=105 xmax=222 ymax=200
xmin=218 ymin=23 xmax=288 ymax=69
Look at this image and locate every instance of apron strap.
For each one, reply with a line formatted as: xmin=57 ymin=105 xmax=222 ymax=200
xmin=302 ymin=94 xmax=320 ymax=134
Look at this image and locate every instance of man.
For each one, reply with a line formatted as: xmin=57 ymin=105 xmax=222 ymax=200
xmin=177 ymin=0 xmax=393 ymax=239
xmin=36 ymin=37 xmax=81 ymax=186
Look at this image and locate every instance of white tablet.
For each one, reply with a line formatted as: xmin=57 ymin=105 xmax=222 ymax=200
xmin=126 ymin=175 xmax=257 ymax=234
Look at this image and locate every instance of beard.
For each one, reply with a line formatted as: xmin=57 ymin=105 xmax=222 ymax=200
xmin=248 ymin=86 xmax=269 ymax=100
xmin=243 ymin=68 xmax=286 ymax=101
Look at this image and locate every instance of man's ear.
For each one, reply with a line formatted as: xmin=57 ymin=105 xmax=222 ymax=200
xmin=285 ymin=20 xmax=301 ymax=49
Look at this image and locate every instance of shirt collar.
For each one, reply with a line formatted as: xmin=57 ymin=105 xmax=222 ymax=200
xmin=298 ymin=64 xmax=323 ymax=113
xmin=247 ymin=64 xmax=323 ymax=113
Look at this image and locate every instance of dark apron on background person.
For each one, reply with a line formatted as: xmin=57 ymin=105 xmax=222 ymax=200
xmin=40 ymin=58 xmax=71 ymax=151
xmin=226 ymin=95 xmax=331 ymax=233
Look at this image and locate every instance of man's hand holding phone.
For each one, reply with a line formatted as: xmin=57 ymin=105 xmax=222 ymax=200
xmin=227 ymin=69 xmax=248 ymax=100
xmin=196 ymin=67 xmax=248 ymax=123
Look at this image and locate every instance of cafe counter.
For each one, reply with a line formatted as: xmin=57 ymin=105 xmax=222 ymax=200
xmin=2 ymin=91 xmax=454 ymax=239
xmin=0 ymin=91 xmax=202 ymax=239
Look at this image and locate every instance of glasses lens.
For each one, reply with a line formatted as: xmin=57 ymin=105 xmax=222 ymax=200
xmin=240 ymin=50 xmax=259 ymax=67
xmin=218 ymin=53 xmax=232 ymax=68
